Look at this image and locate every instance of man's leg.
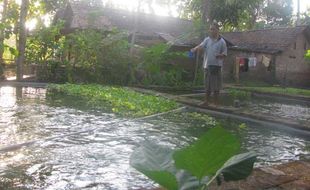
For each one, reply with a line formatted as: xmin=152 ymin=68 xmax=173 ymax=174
xmin=214 ymin=91 xmax=219 ymax=106
xmin=202 ymin=68 xmax=210 ymax=106
xmin=202 ymin=91 xmax=211 ymax=106
xmin=213 ymin=66 xmax=222 ymax=106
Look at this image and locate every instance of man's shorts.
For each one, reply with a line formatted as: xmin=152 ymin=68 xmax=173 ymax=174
xmin=204 ymin=65 xmax=222 ymax=93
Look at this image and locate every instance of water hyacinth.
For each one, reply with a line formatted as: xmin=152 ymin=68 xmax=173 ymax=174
xmin=47 ymin=83 xmax=179 ymax=117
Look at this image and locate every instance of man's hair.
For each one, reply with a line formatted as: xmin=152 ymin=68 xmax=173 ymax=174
xmin=210 ymin=22 xmax=220 ymax=30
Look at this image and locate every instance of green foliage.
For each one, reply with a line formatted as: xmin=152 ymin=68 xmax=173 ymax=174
xmin=263 ymin=0 xmax=293 ymax=26
xmin=0 ymin=44 xmax=18 ymax=57
xmin=180 ymin=0 xmax=263 ymax=30
xmin=130 ymin=126 xmax=256 ymax=190
xmin=228 ymin=89 xmax=251 ymax=100
xmin=300 ymin=10 xmax=310 ymax=25
xmin=26 ymin=21 xmax=64 ymax=63
xmin=65 ymin=29 xmax=132 ymax=85
xmin=239 ymin=123 xmax=247 ymax=130
xmin=130 ymin=142 xmax=178 ymax=190
xmin=180 ymin=0 xmax=293 ymax=30
xmin=305 ymin=49 xmax=310 ymax=62
xmin=174 ymin=127 xmax=241 ymax=179
xmin=186 ymin=112 xmax=217 ymax=127
xmin=47 ymin=83 xmax=179 ymax=117
xmin=28 ymin=25 xmax=132 ymax=84
xmin=214 ymin=151 xmax=257 ymax=186
xmin=41 ymin=0 xmax=68 ymax=13
xmin=138 ymin=43 xmax=190 ymax=86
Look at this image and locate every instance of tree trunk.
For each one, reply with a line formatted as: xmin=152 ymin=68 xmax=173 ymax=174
xmin=0 ymin=0 xmax=8 ymax=65
xmin=202 ymin=0 xmax=210 ymax=25
xmin=16 ymin=0 xmax=29 ymax=81
xmin=201 ymin=0 xmax=210 ymax=38
xmin=130 ymin=0 xmax=142 ymax=55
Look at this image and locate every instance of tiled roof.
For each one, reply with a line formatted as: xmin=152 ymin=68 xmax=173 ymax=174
xmin=55 ymin=1 xmax=194 ymax=38
xmin=222 ymin=26 xmax=310 ymax=54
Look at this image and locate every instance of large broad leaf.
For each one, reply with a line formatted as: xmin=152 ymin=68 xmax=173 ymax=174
xmin=175 ymin=170 xmax=209 ymax=190
xmin=130 ymin=127 xmax=255 ymax=190
xmin=215 ymin=151 xmax=257 ymax=183
xmin=173 ymin=126 xmax=240 ymax=180
xmin=130 ymin=141 xmax=178 ymax=190
xmin=130 ymin=142 xmax=208 ymax=190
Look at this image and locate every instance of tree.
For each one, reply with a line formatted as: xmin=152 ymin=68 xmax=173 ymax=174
xmin=0 ymin=0 xmax=8 ymax=65
xmin=300 ymin=8 xmax=310 ymax=25
xmin=16 ymin=0 xmax=29 ymax=81
xmin=262 ymin=0 xmax=293 ymax=26
xmin=179 ymin=0 xmax=264 ymax=31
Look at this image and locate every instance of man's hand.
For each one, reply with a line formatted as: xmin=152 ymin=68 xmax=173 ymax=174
xmin=216 ymin=54 xmax=225 ymax=59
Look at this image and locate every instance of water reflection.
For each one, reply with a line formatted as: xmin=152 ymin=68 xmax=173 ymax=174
xmin=0 ymin=86 xmax=309 ymax=189
xmin=0 ymin=87 xmax=17 ymax=108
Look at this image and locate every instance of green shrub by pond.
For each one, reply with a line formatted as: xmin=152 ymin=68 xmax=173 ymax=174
xmin=47 ymin=83 xmax=179 ymax=117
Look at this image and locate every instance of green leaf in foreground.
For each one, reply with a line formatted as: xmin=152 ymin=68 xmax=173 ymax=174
xmin=173 ymin=126 xmax=240 ymax=180
xmin=130 ymin=127 xmax=256 ymax=190
xmin=216 ymin=151 xmax=257 ymax=183
xmin=130 ymin=142 xmax=178 ymax=190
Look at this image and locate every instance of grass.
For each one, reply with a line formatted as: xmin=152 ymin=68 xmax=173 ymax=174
xmin=47 ymin=83 xmax=179 ymax=117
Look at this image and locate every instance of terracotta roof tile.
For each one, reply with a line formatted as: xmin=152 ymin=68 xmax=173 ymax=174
xmin=223 ymin=26 xmax=310 ymax=54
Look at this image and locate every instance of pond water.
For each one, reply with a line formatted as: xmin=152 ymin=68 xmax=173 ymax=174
xmin=190 ymin=93 xmax=310 ymax=124
xmin=0 ymin=86 xmax=309 ymax=190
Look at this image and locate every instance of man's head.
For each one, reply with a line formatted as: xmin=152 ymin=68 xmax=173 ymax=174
xmin=209 ymin=22 xmax=220 ymax=39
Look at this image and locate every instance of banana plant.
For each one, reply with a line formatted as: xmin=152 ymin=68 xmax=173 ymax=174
xmin=130 ymin=126 xmax=256 ymax=190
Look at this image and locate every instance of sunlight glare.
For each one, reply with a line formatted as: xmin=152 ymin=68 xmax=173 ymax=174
xmin=26 ymin=18 xmax=37 ymax=30
xmin=0 ymin=87 xmax=16 ymax=108
xmin=103 ymin=0 xmax=178 ymax=16
xmin=294 ymin=0 xmax=310 ymax=13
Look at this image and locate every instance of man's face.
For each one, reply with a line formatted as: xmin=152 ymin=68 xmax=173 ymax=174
xmin=209 ymin=26 xmax=219 ymax=38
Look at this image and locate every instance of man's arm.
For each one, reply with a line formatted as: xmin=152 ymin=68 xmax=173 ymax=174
xmin=216 ymin=40 xmax=227 ymax=59
xmin=191 ymin=38 xmax=207 ymax=53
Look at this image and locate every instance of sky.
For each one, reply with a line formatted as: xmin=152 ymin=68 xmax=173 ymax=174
xmin=293 ymin=0 xmax=310 ymax=14
xmin=104 ymin=0 xmax=310 ymax=16
xmin=102 ymin=0 xmax=179 ymax=16
xmin=6 ymin=0 xmax=309 ymax=30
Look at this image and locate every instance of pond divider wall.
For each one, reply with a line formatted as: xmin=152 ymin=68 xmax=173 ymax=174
xmin=130 ymin=87 xmax=310 ymax=134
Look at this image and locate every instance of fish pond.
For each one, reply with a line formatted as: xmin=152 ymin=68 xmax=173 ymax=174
xmin=0 ymin=86 xmax=309 ymax=189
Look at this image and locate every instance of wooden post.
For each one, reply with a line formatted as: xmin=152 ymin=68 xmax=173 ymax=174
xmin=234 ymin=57 xmax=239 ymax=84
xmin=193 ymin=50 xmax=200 ymax=85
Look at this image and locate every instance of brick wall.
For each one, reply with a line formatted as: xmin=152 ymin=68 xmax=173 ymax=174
xmin=275 ymin=34 xmax=310 ymax=87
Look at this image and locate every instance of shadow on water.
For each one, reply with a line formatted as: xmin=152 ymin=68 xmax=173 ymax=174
xmin=0 ymin=86 xmax=309 ymax=189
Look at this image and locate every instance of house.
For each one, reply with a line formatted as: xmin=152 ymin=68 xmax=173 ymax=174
xmin=53 ymin=1 xmax=197 ymax=48
xmin=222 ymin=26 xmax=310 ymax=87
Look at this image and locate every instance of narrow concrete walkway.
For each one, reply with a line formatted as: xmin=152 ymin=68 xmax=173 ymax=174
xmin=130 ymin=87 xmax=310 ymax=131
xmin=0 ymin=81 xmax=48 ymax=88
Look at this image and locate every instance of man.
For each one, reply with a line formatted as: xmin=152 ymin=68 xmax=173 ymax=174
xmin=191 ymin=23 xmax=227 ymax=106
